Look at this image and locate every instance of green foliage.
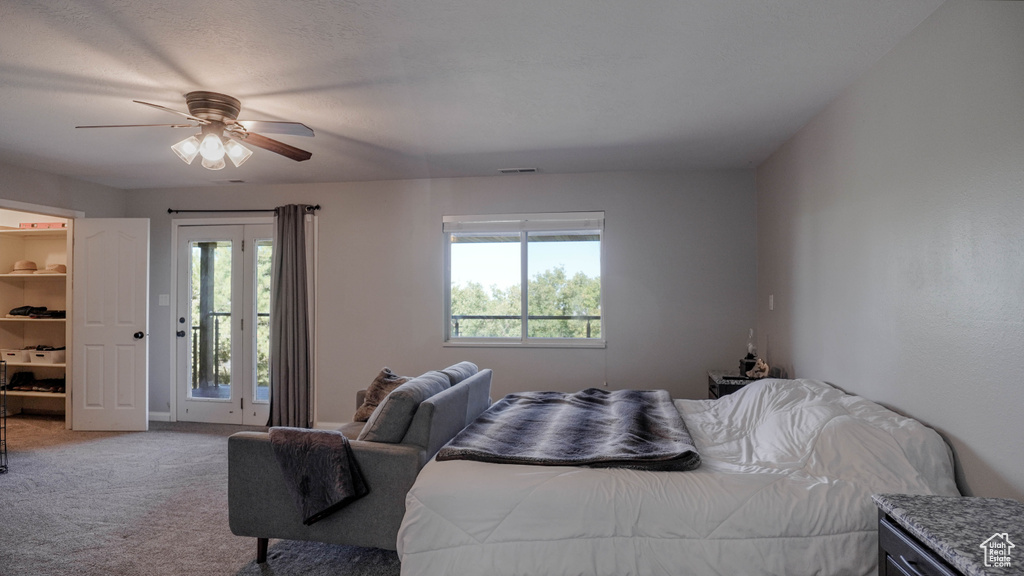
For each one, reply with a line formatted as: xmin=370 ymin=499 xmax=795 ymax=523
xmin=450 ymin=282 xmax=521 ymax=337
xmin=255 ymin=242 xmax=272 ymax=391
xmin=451 ymin=265 xmax=601 ymax=339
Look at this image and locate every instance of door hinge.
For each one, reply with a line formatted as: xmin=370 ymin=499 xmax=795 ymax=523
xmin=241 ymin=318 xmax=244 ymax=330
xmin=241 ymin=398 xmax=244 ymax=409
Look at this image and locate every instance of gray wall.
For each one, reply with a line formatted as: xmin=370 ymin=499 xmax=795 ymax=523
xmin=756 ymin=0 xmax=1024 ymax=500
xmin=126 ymin=170 xmax=757 ymax=423
xmin=0 ymin=161 xmax=125 ymax=217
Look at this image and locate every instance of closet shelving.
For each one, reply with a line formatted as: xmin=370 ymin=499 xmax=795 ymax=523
xmin=0 ymin=225 xmax=71 ymax=422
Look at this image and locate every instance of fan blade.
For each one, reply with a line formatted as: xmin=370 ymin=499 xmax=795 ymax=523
xmin=76 ymin=123 xmax=197 ymax=129
xmin=133 ymin=100 xmax=210 ymax=124
xmin=237 ymin=120 xmax=314 ymax=137
xmin=231 ymin=131 xmax=312 ymax=162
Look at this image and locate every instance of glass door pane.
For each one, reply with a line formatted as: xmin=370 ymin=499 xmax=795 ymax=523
xmin=188 ymin=239 xmax=234 ymax=401
xmin=253 ymin=239 xmax=272 ymax=404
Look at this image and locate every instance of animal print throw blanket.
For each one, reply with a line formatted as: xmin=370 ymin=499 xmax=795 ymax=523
xmin=269 ymin=427 xmax=369 ymax=525
xmin=436 ymin=388 xmax=701 ymax=471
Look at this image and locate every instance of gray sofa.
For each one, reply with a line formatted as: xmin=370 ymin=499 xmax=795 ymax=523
xmin=228 ymin=365 xmax=492 ymax=561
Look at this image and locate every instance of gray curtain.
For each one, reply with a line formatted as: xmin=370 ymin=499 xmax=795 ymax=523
xmin=269 ymin=204 xmax=313 ymax=427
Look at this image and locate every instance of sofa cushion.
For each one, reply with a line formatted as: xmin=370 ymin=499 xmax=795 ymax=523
xmin=440 ymin=361 xmax=478 ymax=385
xmin=337 ymin=420 xmax=366 ymax=440
xmin=353 ymin=368 xmax=410 ymax=422
xmin=357 ymin=371 xmax=450 ymax=443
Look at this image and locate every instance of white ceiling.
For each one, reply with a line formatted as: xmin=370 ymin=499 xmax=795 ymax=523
xmin=0 ymin=0 xmax=944 ymax=190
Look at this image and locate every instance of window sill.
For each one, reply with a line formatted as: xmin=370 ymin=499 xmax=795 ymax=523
xmin=443 ymin=339 xmax=606 ymax=349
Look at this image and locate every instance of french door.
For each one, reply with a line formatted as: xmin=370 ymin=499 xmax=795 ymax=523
xmin=175 ymin=224 xmax=272 ymax=425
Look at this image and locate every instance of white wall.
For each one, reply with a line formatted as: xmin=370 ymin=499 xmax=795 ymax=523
xmin=126 ymin=170 xmax=757 ymax=423
xmin=756 ymin=0 xmax=1024 ymax=500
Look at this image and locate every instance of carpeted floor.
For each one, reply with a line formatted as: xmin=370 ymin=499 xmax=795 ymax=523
xmin=0 ymin=414 xmax=401 ymax=576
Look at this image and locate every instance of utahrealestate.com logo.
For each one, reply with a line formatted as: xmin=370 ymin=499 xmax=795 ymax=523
xmin=980 ymin=533 xmax=1015 ymax=568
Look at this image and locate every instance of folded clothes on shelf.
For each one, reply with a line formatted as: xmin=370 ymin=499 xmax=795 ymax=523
xmin=6 ymin=371 xmax=35 ymax=391
xmin=3 ymin=372 xmax=64 ymax=393
xmin=5 ymin=306 xmax=65 ymax=319
xmin=7 ymin=306 xmax=44 ymax=316
xmin=31 ymin=378 xmax=65 ymax=393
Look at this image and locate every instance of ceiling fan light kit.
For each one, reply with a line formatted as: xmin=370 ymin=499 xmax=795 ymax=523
xmin=223 ymin=139 xmax=253 ymax=167
xmin=77 ymin=91 xmax=314 ymax=171
xmin=170 ymin=135 xmax=201 ymax=164
xmin=198 ymin=131 xmax=227 ymax=162
xmin=201 ymin=155 xmax=226 ymax=171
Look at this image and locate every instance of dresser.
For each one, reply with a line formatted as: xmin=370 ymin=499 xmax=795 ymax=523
xmin=874 ymin=493 xmax=1024 ymax=576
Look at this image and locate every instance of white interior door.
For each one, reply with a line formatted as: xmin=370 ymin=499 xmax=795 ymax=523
xmin=175 ymin=224 xmax=272 ymax=425
xmin=72 ymin=218 xmax=150 ymax=431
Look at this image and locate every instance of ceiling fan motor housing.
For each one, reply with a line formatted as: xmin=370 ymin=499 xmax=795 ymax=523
xmin=185 ymin=91 xmax=241 ymax=123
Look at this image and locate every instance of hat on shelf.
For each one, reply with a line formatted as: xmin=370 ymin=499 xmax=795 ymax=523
xmin=34 ymin=264 xmax=67 ymax=274
xmin=11 ymin=260 xmax=38 ymax=274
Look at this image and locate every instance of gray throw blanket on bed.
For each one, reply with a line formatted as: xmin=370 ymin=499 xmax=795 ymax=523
xmin=269 ymin=427 xmax=369 ymax=525
xmin=436 ymin=388 xmax=701 ymax=471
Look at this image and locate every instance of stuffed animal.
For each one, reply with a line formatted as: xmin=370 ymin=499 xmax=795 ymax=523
xmin=746 ymin=357 xmax=770 ymax=379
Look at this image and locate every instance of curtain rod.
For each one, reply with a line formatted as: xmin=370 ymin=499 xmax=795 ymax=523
xmin=167 ymin=205 xmax=321 ymax=215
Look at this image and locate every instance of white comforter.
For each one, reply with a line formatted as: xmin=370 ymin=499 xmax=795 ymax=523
xmin=398 ymin=379 xmax=959 ymax=576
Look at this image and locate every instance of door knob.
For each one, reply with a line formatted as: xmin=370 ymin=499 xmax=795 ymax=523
xmin=133 ymin=331 xmax=145 ymax=340
xmin=176 ymin=330 xmax=187 ymax=338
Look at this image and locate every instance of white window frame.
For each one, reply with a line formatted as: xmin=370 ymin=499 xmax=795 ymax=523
xmin=443 ymin=212 xmax=605 ymax=348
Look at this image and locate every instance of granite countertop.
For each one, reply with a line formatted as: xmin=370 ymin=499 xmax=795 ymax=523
xmin=874 ymin=493 xmax=1024 ymax=576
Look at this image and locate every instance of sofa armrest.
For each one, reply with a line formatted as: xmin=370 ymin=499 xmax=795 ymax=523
xmin=228 ymin=431 xmax=424 ymax=551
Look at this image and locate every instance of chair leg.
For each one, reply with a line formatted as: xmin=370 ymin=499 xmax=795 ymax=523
xmin=257 ymin=537 xmax=268 ymax=563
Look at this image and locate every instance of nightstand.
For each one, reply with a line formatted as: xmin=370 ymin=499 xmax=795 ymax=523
xmin=873 ymin=493 xmax=1024 ymax=576
xmin=706 ymin=370 xmax=754 ymax=399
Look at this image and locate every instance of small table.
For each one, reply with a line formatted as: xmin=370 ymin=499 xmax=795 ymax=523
xmin=873 ymin=493 xmax=1024 ymax=576
xmin=706 ymin=370 xmax=756 ymax=399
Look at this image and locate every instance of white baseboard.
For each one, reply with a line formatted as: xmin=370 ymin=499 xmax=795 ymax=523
xmin=149 ymin=411 xmax=172 ymax=422
xmin=149 ymin=411 xmax=338 ymax=427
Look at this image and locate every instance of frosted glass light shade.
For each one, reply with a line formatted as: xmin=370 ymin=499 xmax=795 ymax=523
xmin=171 ymin=135 xmax=201 ymax=164
xmin=224 ymin=139 xmax=253 ymax=167
xmin=201 ymin=156 xmax=226 ymax=170
xmin=199 ymin=133 xmax=226 ymax=161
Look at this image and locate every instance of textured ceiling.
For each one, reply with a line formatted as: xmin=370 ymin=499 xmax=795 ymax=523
xmin=0 ymin=0 xmax=944 ymax=189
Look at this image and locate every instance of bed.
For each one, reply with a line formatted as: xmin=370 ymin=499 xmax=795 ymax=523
xmin=396 ymin=378 xmax=959 ymax=576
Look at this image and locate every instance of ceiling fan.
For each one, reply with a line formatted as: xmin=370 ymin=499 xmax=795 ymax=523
xmin=76 ymin=91 xmax=313 ymax=170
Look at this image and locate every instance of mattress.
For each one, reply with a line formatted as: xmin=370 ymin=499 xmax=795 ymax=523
xmin=397 ymin=379 xmax=959 ymax=576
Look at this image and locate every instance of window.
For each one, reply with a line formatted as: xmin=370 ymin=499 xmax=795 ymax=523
xmin=444 ymin=212 xmax=604 ymax=346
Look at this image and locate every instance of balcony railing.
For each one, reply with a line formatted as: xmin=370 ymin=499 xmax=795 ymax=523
xmin=191 ymin=311 xmax=270 ymax=389
xmin=451 ymin=314 xmax=601 ymax=338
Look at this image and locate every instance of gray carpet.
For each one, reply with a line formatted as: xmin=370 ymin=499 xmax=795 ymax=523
xmin=0 ymin=415 xmax=401 ymax=576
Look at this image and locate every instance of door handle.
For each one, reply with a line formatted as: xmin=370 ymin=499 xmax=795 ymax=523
xmin=176 ymin=330 xmax=187 ymax=338
xmin=134 ymin=331 xmax=145 ymax=340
